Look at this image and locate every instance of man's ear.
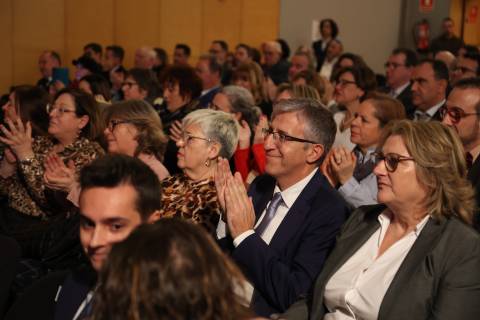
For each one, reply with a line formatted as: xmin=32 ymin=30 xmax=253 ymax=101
xmin=147 ymin=210 xmax=161 ymax=223
xmin=306 ymin=144 xmax=325 ymax=164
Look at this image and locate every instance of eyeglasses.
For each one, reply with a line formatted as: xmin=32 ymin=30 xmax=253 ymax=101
xmin=384 ymin=62 xmax=406 ymax=69
xmin=107 ymin=119 xmax=134 ymax=131
xmin=373 ymin=152 xmax=415 ymax=172
xmin=121 ymin=81 xmax=138 ymax=88
xmin=439 ymin=106 xmax=480 ymax=124
xmin=261 ymin=127 xmax=318 ymax=144
xmin=180 ymin=133 xmax=212 ymax=144
xmin=334 ymin=79 xmax=357 ymax=87
xmin=47 ymin=104 xmax=76 ymax=116
xmin=454 ymin=66 xmax=476 ymax=74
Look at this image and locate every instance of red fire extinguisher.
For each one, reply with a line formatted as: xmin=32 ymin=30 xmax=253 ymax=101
xmin=413 ymin=19 xmax=430 ymax=53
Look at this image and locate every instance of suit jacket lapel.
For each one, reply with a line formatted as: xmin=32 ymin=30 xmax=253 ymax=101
xmin=378 ymin=217 xmax=446 ymax=319
xmin=467 ymin=155 xmax=480 ymax=184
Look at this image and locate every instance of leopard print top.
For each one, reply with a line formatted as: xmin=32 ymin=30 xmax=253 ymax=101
xmin=159 ymin=173 xmax=221 ymax=236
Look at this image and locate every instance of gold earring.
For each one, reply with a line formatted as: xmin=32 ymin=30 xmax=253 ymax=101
xmin=205 ymin=159 xmax=210 ymax=167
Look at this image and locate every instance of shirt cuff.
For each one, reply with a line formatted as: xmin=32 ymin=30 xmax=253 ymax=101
xmin=338 ymin=177 xmax=360 ymax=197
xmin=233 ymin=230 xmax=255 ymax=247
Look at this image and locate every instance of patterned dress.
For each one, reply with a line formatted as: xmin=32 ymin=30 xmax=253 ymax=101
xmin=159 ymin=173 xmax=221 ymax=236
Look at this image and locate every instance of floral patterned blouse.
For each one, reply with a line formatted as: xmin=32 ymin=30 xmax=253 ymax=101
xmin=0 ymin=135 xmax=104 ymax=219
xmin=159 ymin=173 xmax=221 ymax=236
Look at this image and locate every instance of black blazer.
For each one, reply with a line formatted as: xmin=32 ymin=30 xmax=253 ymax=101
xmin=282 ymin=204 xmax=480 ymax=320
xmin=223 ymin=170 xmax=349 ymax=317
xmin=468 ymin=155 xmax=480 ymax=231
xmin=395 ymin=83 xmax=416 ymax=119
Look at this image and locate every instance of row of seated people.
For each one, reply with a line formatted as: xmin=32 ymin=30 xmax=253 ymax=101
xmin=3 ymin=99 xmax=480 ymax=319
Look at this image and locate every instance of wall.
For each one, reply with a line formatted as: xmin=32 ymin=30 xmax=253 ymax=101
xmin=279 ymin=0 xmax=403 ymax=74
xmin=0 ymin=0 xmax=279 ymax=94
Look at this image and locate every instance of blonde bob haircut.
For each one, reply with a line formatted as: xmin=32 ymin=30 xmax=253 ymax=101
xmin=378 ymin=120 xmax=475 ymax=225
xmin=182 ymin=109 xmax=239 ymax=159
xmin=105 ymin=99 xmax=168 ymax=161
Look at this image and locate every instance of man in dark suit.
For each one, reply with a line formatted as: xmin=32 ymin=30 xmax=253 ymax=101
xmin=216 ymin=98 xmax=349 ymax=317
xmin=5 ymin=155 xmax=161 ymax=319
xmin=195 ymin=54 xmax=222 ymax=108
xmin=441 ymin=77 xmax=480 ymax=231
xmin=411 ymin=59 xmax=449 ymax=121
xmin=384 ymin=48 xmax=417 ymax=118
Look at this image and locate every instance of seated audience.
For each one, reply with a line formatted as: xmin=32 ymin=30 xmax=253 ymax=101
xmin=291 ymin=70 xmax=327 ymax=105
xmin=4 ymin=154 xmax=162 ymax=320
xmin=319 ymin=39 xmax=343 ymax=80
xmin=209 ymin=40 xmax=233 ymax=85
xmin=323 ymin=92 xmax=406 ymax=207
xmin=134 ymin=46 xmax=156 ymax=70
xmin=44 ymin=99 xmax=169 ymax=206
xmin=232 ymin=61 xmax=271 ymax=117
xmin=153 ymin=47 xmax=169 ymax=78
xmin=0 ymin=235 xmax=20 ymax=318
xmin=262 ymin=41 xmax=290 ymax=86
xmin=83 ymin=43 xmax=102 ymax=65
xmin=234 ymin=43 xmax=253 ymax=67
xmin=195 ymin=54 xmax=222 ymax=108
xmin=331 ymin=66 xmax=377 ymax=149
xmin=215 ymin=98 xmax=349 ymax=317
xmin=451 ymin=52 xmax=480 ymax=85
xmin=282 ymin=120 xmax=480 ymax=319
xmin=173 ymin=43 xmax=191 ymax=66
xmin=210 ymin=85 xmax=266 ymax=183
xmin=122 ymin=68 xmax=161 ymax=106
xmin=159 ymin=109 xmax=238 ymax=236
xmin=90 ymin=219 xmax=253 ymax=320
xmin=288 ymin=52 xmax=315 ymax=81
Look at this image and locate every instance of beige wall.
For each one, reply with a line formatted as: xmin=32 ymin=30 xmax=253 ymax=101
xmin=0 ymin=0 xmax=279 ymax=94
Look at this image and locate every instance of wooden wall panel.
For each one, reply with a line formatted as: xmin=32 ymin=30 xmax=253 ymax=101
xmin=65 ymin=0 xmax=114 ymax=72
xmin=13 ymin=0 xmax=64 ymax=86
xmin=115 ymin=0 xmax=160 ymax=68
xmin=159 ymin=0 xmax=203 ymax=61
xmin=0 ymin=0 xmax=13 ymax=93
xmin=202 ymin=0 xmax=242 ymax=54
xmin=241 ymin=0 xmax=279 ymax=49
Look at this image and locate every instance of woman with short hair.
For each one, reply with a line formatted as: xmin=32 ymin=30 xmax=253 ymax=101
xmin=159 ymin=109 xmax=238 ymax=236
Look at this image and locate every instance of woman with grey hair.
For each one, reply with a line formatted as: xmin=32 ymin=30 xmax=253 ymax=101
xmin=211 ymin=85 xmax=267 ymax=183
xmin=158 ymin=109 xmax=239 ymax=236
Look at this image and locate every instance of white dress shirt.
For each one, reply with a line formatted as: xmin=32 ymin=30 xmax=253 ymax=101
xmin=414 ymin=99 xmax=445 ymax=121
xmin=218 ymin=168 xmax=318 ymax=302
xmin=323 ymin=212 xmax=430 ymax=320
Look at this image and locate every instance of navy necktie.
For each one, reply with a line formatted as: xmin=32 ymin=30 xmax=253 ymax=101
xmin=255 ymin=192 xmax=283 ymax=237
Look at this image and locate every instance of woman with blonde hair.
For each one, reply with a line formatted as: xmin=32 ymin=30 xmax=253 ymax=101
xmin=232 ymin=61 xmax=271 ymax=117
xmin=275 ymin=83 xmax=322 ymax=102
xmin=283 ymin=120 xmax=480 ymax=320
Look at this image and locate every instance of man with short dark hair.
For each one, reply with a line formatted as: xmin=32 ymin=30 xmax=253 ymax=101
xmin=441 ymin=77 xmax=480 ymax=231
xmin=5 ymin=154 xmax=161 ymax=319
xmin=384 ymin=48 xmax=418 ymax=117
xmin=104 ymin=45 xmax=124 ymax=72
xmin=37 ymin=50 xmax=61 ymax=90
xmin=216 ymin=99 xmax=349 ymax=317
xmin=210 ymin=40 xmax=232 ymax=85
xmin=83 ymin=43 xmax=102 ymax=64
xmin=451 ymin=52 xmax=480 ymax=85
xmin=195 ymin=54 xmax=222 ymax=108
xmin=411 ymin=59 xmax=449 ymax=121
xmin=173 ymin=43 xmax=191 ymax=65
xmin=430 ymin=17 xmax=464 ymax=55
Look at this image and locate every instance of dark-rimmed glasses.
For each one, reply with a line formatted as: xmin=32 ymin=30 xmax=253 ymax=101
xmin=439 ymin=106 xmax=480 ymax=124
xmin=373 ymin=152 xmax=415 ymax=172
xmin=261 ymin=127 xmax=318 ymax=144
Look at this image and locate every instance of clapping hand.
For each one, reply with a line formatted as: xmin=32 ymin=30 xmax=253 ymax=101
xmin=329 ymin=147 xmax=357 ymax=185
xmin=0 ymin=118 xmax=34 ymax=160
xmin=169 ymin=120 xmax=183 ymax=142
xmin=44 ymin=153 xmax=76 ymax=192
xmin=238 ymin=120 xmax=252 ymax=149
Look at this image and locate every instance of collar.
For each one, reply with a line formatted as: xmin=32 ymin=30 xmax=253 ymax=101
xmin=378 ymin=211 xmax=430 ymax=239
xmin=468 ymin=144 xmax=480 ymax=162
xmin=354 ymin=145 xmax=377 ymax=164
xmin=425 ymin=99 xmax=446 ymax=117
xmin=273 ymin=168 xmax=317 ymax=209
xmin=392 ymin=82 xmax=410 ymax=97
xmin=201 ymin=86 xmax=220 ymax=96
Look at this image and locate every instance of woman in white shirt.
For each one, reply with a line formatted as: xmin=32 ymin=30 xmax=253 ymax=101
xmin=323 ymin=93 xmax=405 ymax=208
xmin=282 ymin=120 xmax=480 ymax=320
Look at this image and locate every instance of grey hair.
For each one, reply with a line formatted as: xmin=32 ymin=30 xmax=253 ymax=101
xmin=272 ymin=98 xmax=336 ymax=164
xmin=183 ymin=109 xmax=239 ymax=158
xmin=219 ymin=85 xmax=259 ymax=130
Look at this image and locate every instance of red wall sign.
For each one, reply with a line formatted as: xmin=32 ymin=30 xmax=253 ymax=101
xmin=419 ymin=0 xmax=435 ymax=13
